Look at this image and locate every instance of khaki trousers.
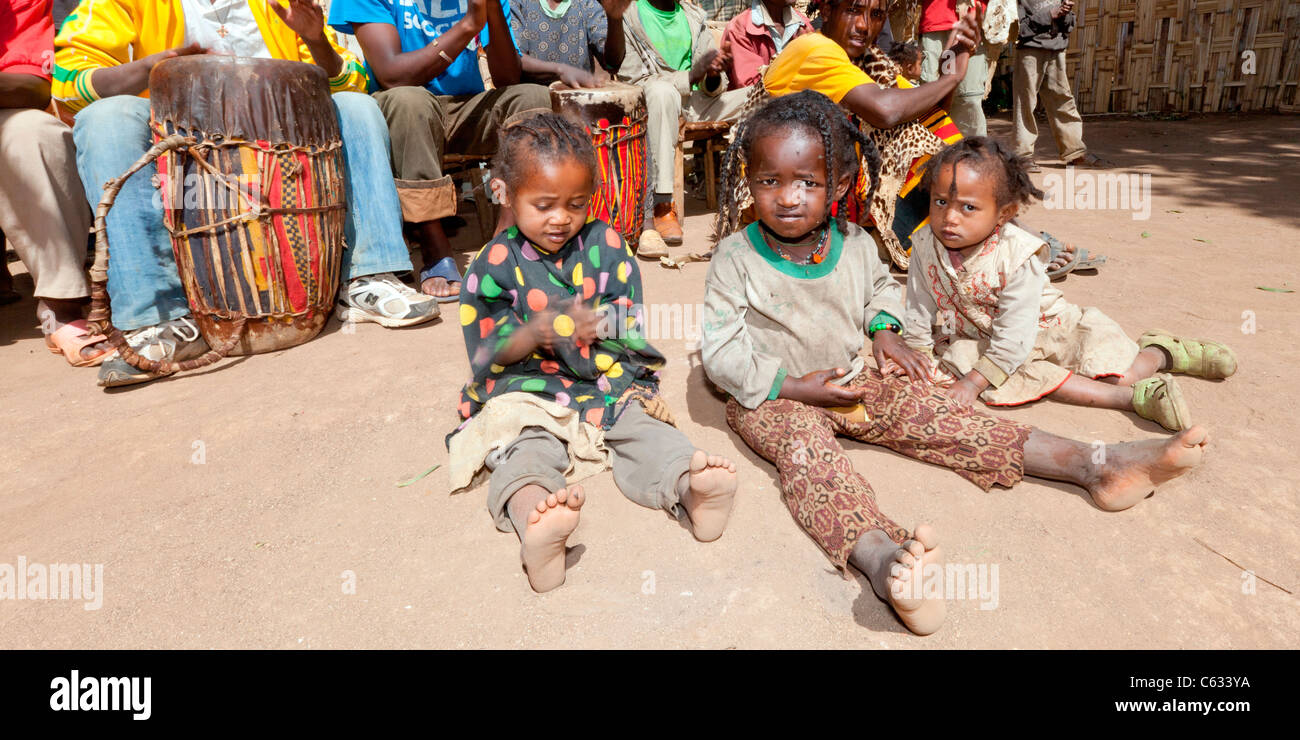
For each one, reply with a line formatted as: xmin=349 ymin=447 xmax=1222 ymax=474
xmin=373 ymin=84 xmax=552 ymax=221
xmin=920 ymin=31 xmax=989 ymax=138
xmin=0 ymin=108 xmax=91 ymax=299
xmin=1012 ymin=47 xmax=1087 ymax=161
xmin=643 ymin=78 xmax=750 ymax=195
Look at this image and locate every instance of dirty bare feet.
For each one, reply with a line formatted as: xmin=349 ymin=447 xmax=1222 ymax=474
xmin=680 ymin=450 xmax=737 ymax=542
xmin=1088 ymin=426 xmax=1209 ymax=511
xmin=520 ymin=486 xmax=585 ymax=592
xmin=853 ymin=525 xmax=946 ymax=636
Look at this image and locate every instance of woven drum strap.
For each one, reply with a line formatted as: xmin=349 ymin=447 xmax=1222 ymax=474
xmin=278 ymin=151 xmax=317 ymax=300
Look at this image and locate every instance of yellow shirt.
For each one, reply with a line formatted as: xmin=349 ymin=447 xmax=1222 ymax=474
xmin=763 ymin=33 xmax=875 ymax=102
xmin=53 ymin=0 xmax=369 ymax=113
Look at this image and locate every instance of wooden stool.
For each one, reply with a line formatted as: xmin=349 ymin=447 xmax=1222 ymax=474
xmin=442 ymin=153 xmax=498 ymax=241
xmin=675 ymin=120 xmax=732 ymax=216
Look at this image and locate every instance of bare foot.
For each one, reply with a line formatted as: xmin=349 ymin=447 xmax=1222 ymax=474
xmin=681 ymin=449 xmax=737 ymax=542
xmin=520 ymin=486 xmax=585 ymax=592
xmin=884 ymin=525 xmax=946 ymax=635
xmin=1088 ymin=426 xmax=1209 ymax=511
xmin=1048 ymin=242 xmax=1075 ymax=273
xmin=859 ymin=525 xmax=946 ymax=636
xmin=419 ymin=276 xmax=460 ymax=300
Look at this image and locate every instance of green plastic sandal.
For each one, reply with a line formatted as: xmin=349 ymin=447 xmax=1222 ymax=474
xmin=1139 ymin=329 xmax=1238 ymax=379
xmin=1132 ymin=373 xmax=1191 ymax=431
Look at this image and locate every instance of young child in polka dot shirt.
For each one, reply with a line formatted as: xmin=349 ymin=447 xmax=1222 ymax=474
xmin=448 ymin=113 xmax=738 ymax=593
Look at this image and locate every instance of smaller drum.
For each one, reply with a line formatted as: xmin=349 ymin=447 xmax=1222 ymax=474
xmin=549 ymin=82 xmax=649 ymax=248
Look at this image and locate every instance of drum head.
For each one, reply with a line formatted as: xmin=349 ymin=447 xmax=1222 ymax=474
xmin=549 ymin=81 xmax=647 ymax=128
xmin=150 ymin=56 xmax=339 ymax=146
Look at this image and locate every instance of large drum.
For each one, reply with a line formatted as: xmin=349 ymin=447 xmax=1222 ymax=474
xmin=549 ymin=82 xmax=649 ymax=249
xmin=87 ymin=56 xmax=346 ymax=372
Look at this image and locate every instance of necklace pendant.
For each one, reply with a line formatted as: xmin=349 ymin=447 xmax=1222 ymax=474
xmin=217 ymin=25 xmax=229 ymax=38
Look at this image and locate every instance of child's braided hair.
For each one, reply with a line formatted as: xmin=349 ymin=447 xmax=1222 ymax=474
xmin=920 ymin=136 xmax=1045 ymax=210
xmin=492 ymin=111 xmax=599 ymax=192
xmin=713 ymin=90 xmax=882 ymax=242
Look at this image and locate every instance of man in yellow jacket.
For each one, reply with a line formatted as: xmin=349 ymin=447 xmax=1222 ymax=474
xmin=56 ymin=0 xmax=442 ymax=388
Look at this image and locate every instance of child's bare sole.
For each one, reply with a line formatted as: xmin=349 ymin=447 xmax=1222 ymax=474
xmin=682 ymin=450 xmax=738 ymax=542
xmin=1088 ymin=426 xmax=1209 ymax=511
xmin=872 ymin=524 xmax=946 ymax=636
xmin=520 ymin=486 xmax=585 ymax=593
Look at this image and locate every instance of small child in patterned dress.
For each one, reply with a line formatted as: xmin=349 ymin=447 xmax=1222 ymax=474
xmin=903 ymin=137 xmax=1239 ymax=431
xmin=448 ymin=112 xmax=737 ymax=593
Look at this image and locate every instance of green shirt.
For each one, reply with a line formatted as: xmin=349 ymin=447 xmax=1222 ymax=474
xmin=637 ymin=0 xmax=692 ymax=71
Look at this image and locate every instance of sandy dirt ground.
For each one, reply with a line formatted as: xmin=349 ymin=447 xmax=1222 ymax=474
xmin=2 ymin=112 xmax=1297 ymax=649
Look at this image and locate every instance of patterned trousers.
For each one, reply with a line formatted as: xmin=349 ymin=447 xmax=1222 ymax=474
xmin=726 ymin=373 xmax=1033 ymax=568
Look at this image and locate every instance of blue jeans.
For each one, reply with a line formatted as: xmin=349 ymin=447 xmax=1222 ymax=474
xmin=73 ymin=92 xmax=411 ymax=330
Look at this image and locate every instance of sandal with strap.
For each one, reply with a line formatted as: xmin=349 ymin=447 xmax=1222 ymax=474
xmin=1041 ymin=231 xmax=1080 ymax=281
xmin=419 ymin=256 xmax=463 ymax=304
xmin=46 ymin=319 xmax=116 ymax=367
xmin=1139 ymin=329 xmax=1238 ymax=379
xmin=1042 ymin=231 xmax=1108 ymax=280
xmin=1132 ymin=373 xmax=1191 ymax=431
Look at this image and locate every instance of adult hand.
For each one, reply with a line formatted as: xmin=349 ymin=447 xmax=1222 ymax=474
xmin=946 ymin=6 xmax=983 ymax=55
xmin=599 ymin=0 xmax=633 ymax=21
xmin=945 ymin=377 xmax=982 ymax=406
xmin=142 ymin=42 xmax=207 ymax=70
xmin=782 ymin=368 xmax=868 ymax=407
xmin=689 ymin=48 xmax=721 ymax=85
xmin=271 ymin=0 xmax=328 ymax=43
xmin=1054 ymin=1 xmax=1074 ymax=18
xmin=871 ymin=331 xmax=931 ymax=382
xmin=557 ymin=64 xmax=599 ymax=89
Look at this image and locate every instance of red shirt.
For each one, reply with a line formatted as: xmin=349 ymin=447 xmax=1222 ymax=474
xmin=920 ymin=0 xmax=985 ymax=34
xmin=1 ymin=0 xmax=54 ymax=80
xmin=721 ymin=4 xmax=815 ymax=91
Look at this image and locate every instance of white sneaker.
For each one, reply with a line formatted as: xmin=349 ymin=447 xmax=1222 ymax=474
xmin=97 ymin=316 xmax=211 ymax=388
xmin=337 ymin=273 xmax=441 ymax=328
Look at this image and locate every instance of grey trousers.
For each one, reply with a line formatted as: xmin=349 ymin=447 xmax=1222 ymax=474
xmin=484 ymin=404 xmax=696 ymax=532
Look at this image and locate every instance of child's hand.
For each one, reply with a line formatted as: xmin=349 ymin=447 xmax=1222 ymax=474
xmin=528 ymin=309 xmax=560 ymax=354
xmin=945 ymin=377 xmax=982 ymax=406
xmin=781 ymin=368 xmax=868 ymax=408
xmin=871 ymin=331 xmax=932 ymax=382
xmin=565 ymin=300 xmax=601 ymax=348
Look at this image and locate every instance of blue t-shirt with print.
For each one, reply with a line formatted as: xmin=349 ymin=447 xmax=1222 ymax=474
xmin=329 ymin=0 xmax=516 ymax=96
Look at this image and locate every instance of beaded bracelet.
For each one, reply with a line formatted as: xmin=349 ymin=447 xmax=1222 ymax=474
xmin=867 ymin=319 xmax=902 ymax=339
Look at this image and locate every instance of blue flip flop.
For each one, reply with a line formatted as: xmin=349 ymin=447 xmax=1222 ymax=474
xmin=419 ymin=256 xmax=463 ymax=303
